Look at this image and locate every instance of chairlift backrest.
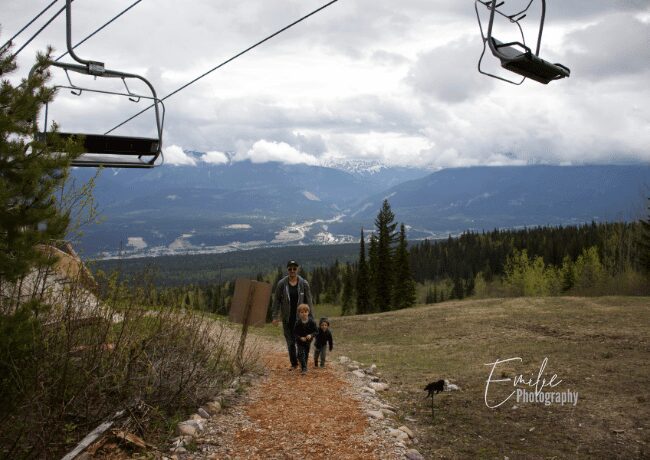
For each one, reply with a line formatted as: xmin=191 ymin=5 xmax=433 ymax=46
xmin=475 ymin=0 xmax=570 ymax=84
xmin=32 ymin=0 xmax=164 ymax=168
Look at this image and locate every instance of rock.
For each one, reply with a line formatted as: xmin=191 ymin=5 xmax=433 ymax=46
xmin=405 ymin=448 xmax=425 ymax=460
xmin=348 ymin=364 xmax=360 ymax=371
xmin=361 ymin=386 xmax=376 ymax=394
xmin=190 ymin=413 xmax=205 ymax=421
xmin=176 ymin=423 xmax=197 ymax=437
xmin=171 ymin=446 xmax=187 ymax=454
xmin=398 ymin=426 xmax=414 ymax=439
xmin=396 ymin=441 xmax=406 ymax=449
xmin=353 ymin=370 xmax=366 ymax=379
xmin=365 ymin=364 xmax=377 ymax=375
xmin=198 ymin=407 xmax=211 ymax=419
xmin=230 ymin=377 xmax=240 ymax=388
xmin=446 ymin=383 xmax=461 ymax=391
xmin=369 ymin=382 xmax=389 ymax=391
xmin=405 ymin=416 xmax=417 ymax=422
xmin=389 ymin=428 xmax=410 ymax=442
xmin=367 ymin=410 xmax=384 ymax=419
xmin=339 ymin=356 xmax=351 ymax=364
xmin=381 ymin=408 xmax=395 ymax=417
xmin=370 ymin=375 xmax=381 ymax=382
xmin=205 ymin=401 xmax=222 ymax=415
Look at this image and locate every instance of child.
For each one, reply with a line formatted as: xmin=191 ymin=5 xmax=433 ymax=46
xmin=314 ymin=317 xmax=334 ymax=368
xmin=293 ymin=303 xmax=319 ymax=374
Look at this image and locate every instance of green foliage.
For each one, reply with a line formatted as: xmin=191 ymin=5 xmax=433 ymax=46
xmin=572 ymin=246 xmax=605 ymax=293
xmin=374 ymin=199 xmax=398 ymax=311
xmin=356 ymin=228 xmax=370 ymax=314
xmin=341 ymin=262 xmax=355 ymax=316
xmin=0 ymin=44 xmax=82 ymax=283
xmin=503 ymin=249 xmax=561 ymax=297
xmin=638 ymin=198 xmax=650 ymax=274
xmin=392 ymin=224 xmax=416 ymax=309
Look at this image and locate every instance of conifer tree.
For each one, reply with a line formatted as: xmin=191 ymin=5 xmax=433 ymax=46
xmin=392 ymin=224 xmax=416 ymax=309
xmin=356 ymin=228 xmax=370 ymax=314
xmin=0 ymin=44 xmax=81 ymax=284
xmin=374 ymin=199 xmax=398 ymax=311
xmin=368 ymin=233 xmax=379 ymax=311
xmin=341 ymin=262 xmax=355 ymax=316
xmin=639 ymin=197 xmax=650 ymax=274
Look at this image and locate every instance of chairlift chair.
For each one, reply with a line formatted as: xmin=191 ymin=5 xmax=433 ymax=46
xmin=475 ymin=0 xmax=570 ymax=84
xmin=32 ymin=0 xmax=164 ymax=168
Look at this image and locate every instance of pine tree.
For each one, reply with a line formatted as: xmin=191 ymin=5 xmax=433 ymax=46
xmin=0 ymin=45 xmax=82 ymax=284
xmin=368 ymin=233 xmax=379 ymax=312
xmin=392 ymin=224 xmax=416 ymax=309
xmin=356 ymin=228 xmax=371 ymax=314
xmin=374 ymin=199 xmax=398 ymax=311
xmin=639 ymin=197 xmax=650 ymax=274
xmin=341 ymin=262 xmax=355 ymax=316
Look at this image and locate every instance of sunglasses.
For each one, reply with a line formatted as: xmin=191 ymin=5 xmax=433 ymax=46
xmin=288 ymin=267 xmax=298 ymax=271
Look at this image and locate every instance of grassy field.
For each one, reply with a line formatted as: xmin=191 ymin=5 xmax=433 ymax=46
xmin=256 ymin=297 xmax=650 ymax=459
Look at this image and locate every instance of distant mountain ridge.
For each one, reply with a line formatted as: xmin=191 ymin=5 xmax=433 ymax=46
xmin=71 ymin=163 xmax=650 ymax=258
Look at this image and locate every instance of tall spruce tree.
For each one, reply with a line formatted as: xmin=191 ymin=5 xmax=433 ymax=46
xmin=341 ymin=262 xmax=355 ymax=316
xmin=367 ymin=233 xmax=379 ymax=311
xmin=356 ymin=228 xmax=370 ymax=314
xmin=639 ymin=197 xmax=650 ymax=274
xmin=1 ymin=45 xmax=83 ymax=286
xmin=392 ymin=223 xmax=417 ymax=309
xmin=374 ymin=199 xmax=398 ymax=311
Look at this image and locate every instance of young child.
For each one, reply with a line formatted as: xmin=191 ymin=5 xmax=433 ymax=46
xmin=314 ymin=317 xmax=334 ymax=368
xmin=293 ymin=303 xmax=319 ymax=374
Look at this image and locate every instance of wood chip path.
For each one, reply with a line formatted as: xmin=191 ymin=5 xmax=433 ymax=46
xmin=184 ymin=349 xmax=400 ymax=459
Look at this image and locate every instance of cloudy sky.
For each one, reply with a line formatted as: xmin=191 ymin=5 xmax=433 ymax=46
xmin=3 ymin=0 xmax=650 ymax=168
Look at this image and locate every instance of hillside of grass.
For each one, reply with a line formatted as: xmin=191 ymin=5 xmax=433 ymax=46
xmin=256 ymin=296 xmax=649 ymax=458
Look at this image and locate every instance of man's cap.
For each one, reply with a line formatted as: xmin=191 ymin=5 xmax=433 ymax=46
xmin=319 ymin=317 xmax=330 ymax=326
xmin=287 ymin=260 xmax=299 ymax=267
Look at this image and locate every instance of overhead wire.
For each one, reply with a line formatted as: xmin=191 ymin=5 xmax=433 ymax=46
xmin=55 ymin=0 xmax=143 ymax=61
xmin=105 ymin=0 xmax=341 ymax=135
xmin=10 ymin=2 xmax=69 ymax=59
xmin=1 ymin=0 xmax=59 ymax=53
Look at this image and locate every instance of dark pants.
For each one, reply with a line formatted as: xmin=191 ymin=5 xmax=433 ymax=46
xmin=297 ymin=342 xmax=311 ymax=371
xmin=314 ymin=345 xmax=328 ymax=367
xmin=283 ymin=321 xmax=298 ymax=367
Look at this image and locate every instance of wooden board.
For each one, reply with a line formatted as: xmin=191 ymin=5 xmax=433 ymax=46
xmin=229 ymin=278 xmax=272 ymax=327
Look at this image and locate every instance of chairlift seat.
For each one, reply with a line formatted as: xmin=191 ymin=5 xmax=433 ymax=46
xmin=40 ymin=132 xmax=159 ymax=168
xmin=490 ymin=38 xmax=570 ymax=84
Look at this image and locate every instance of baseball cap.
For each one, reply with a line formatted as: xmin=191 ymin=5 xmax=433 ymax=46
xmin=287 ymin=260 xmax=299 ymax=267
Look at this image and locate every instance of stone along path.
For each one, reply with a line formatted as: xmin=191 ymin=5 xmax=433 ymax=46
xmin=178 ymin=350 xmax=403 ymax=459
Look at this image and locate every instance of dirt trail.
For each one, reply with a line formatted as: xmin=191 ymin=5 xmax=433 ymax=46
xmin=187 ymin=347 xmax=398 ymax=459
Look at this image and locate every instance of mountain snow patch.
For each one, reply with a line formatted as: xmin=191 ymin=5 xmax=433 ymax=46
xmin=302 ymin=191 xmax=321 ymax=201
xmin=127 ymin=237 xmax=147 ymax=249
xmin=224 ymin=224 xmax=252 ymax=229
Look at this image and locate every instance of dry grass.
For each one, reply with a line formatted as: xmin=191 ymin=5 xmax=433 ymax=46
xmin=322 ymin=296 xmax=650 ymax=459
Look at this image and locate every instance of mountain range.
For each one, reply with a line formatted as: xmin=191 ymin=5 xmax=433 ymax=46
xmin=71 ymin=160 xmax=650 ymax=259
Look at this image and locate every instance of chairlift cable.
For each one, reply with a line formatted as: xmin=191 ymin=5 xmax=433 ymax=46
xmin=1 ymin=0 xmax=59 ymax=53
xmin=106 ymin=0 xmax=341 ymax=135
xmin=10 ymin=3 xmax=69 ymax=59
xmin=55 ymin=0 xmax=143 ymax=62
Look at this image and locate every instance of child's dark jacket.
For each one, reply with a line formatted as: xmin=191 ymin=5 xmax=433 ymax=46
xmin=293 ymin=318 xmax=319 ymax=345
xmin=315 ymin=329 xmax=333 ymax=351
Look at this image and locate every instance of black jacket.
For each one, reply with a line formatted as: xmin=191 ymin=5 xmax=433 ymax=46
xmin=315 ymin=329 xmax=333 ymax=351
xmin=293 ymin=318 xmax=319 ymax=345
xmin=272 ymin=276 xmax=314 ymax=323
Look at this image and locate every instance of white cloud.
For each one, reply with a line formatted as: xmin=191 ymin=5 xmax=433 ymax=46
xmin=234 ymin=140 xmax=319 ymax=165
xmin=163 ymin=145 xmax=196 ymax=166
xmin=201 ymin=150 xmax=229 ymax=164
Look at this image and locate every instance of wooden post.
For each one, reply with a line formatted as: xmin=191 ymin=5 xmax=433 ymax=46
xmin=235 ymin=282 xmax=255 ymax=372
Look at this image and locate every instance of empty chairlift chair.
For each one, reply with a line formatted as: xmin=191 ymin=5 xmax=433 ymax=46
xmin=33 ymin=0 xmax=164 ymax=168
xmin=475 ymin=0 xmax=570 ymax=84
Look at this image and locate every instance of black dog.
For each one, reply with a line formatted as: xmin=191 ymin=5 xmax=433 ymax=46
xmin=424 ymin=379 xmax=445 ymax=398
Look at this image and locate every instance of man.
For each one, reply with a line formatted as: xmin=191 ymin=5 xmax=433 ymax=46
xmin=272 ymin=260 xmax=314 ymax=370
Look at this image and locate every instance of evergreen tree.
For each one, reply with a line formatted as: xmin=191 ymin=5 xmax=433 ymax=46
xmin=341 ymin=262 xmax=354 ymax=316
xmin=356 ymin=228 xmax=371 ymax=314
xmin=374 ymin=199 xmax=398 ymax=311
xmin=0 ymin=45 xmax=82 ymax=284
xmin=639 ymin=197 xmax=650 ymax=274
xmin=392 ymin=224 xmax=416 ymax=309
xmin=368 ymin=233 xmax=379 ymax=312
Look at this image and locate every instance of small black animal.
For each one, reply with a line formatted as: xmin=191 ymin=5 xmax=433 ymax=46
xmin=424 ymin=379 xmax=445 ymax=398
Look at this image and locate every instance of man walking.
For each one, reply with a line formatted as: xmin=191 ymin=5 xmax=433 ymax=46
xmin=272 ymin=260 xmax=314 ymax=370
